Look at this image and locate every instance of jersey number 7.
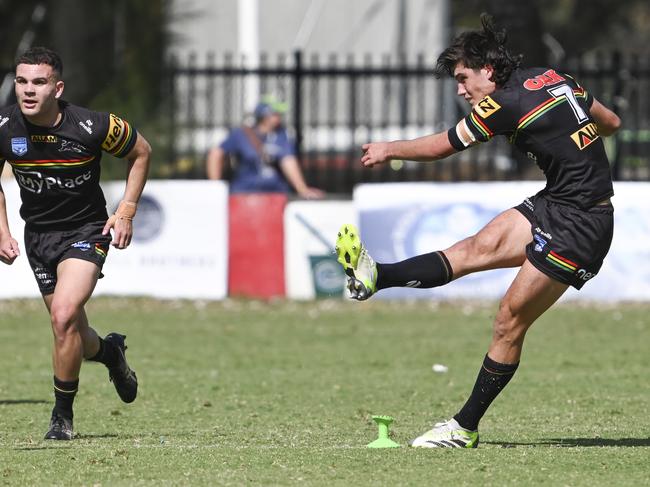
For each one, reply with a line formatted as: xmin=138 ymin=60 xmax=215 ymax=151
xmin=548 ymin=84 xmax=589 ymax=124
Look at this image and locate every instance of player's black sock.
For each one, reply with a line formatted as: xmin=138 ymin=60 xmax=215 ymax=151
xmin=88 ymin=337 xmax=119 ymax=368
xmin=453 ymin=354 xmax=519 ymax=431
xmin=53 ymin=376 xmax=78 ymax=420
xmin=376 ymin=251 xmax=453 ymax=290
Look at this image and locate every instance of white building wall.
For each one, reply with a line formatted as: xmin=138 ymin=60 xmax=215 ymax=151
xmin=169 ymin=0 xmax=450 ymax=63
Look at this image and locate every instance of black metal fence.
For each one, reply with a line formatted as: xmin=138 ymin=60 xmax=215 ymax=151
xmin=168 ymin=50 xmax=650 ymax=193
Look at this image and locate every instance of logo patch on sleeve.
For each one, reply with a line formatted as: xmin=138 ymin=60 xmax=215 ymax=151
xmin=570 ymin=122 xmax=599 ymax=150
xmin=102 ymin=114 xmax=127 ymax=151
xmin=474 ymin=96 xmax=501 ymax=118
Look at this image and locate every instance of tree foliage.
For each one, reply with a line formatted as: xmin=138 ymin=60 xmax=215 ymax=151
xmin=0 ymin=0 xmax=172 ymax=178
xmin=453 ymin=0 xmax=650 ymax=63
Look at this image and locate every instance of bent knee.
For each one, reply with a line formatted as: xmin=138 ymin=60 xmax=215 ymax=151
xmin=469 ymin=232 xmax=504 ymax=258
xmin=50 ymin=303 xmax=81 ymax=335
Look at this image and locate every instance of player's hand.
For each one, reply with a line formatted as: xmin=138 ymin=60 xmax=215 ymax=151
xmin=361 ymin=142 xmax=392 ymax=167
xmin=0 ymin=234 xmax=20 ymax=265
xmin=102 ymin=215 xmax=133 ymax=249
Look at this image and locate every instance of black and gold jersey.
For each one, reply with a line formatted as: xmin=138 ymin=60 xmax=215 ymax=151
xmin=0 ymin=100 xmax=137 ymax=230
xmin=448 ymin=67 xmax=614 ymax=210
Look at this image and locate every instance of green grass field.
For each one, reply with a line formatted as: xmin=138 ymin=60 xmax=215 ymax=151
xmin=0 ymin=298 xmax=648 ymax=486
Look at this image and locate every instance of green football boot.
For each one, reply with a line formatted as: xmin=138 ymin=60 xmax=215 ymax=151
xmin=335 ymin=223 xmax=377 ymax=300
xmin=410 ymin=418 xmax=479 ymax=448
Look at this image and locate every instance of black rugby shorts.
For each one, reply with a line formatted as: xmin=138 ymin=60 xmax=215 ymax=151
xmin=24 ymin=221 xmax=111 ymax=295
xmin=514 ymin=194 xmax=614 ymax=290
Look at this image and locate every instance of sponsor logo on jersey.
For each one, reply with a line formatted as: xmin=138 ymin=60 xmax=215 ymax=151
xmin=523 ymin=69 xmax=566 ymax=90
xmin=31 ymin=134 xmax=58 ymax=143
xmin=11 ymin=137 xmax=27 ymax=156
xmin=570 ymin=122 xmax=599 ymax=150
xmin=576 ymin=269 xmax=595 ymax=281
xmin=102 ymin=114 xmax=127 ymax=151
xmin=58 ymin=139 xmax=87 ymax=154
xmin=71 ymin=241 xmax=92 ymax=251
xmin=13 ymin=168 xmax=92 ymax=194
xmin=79 ymin=120 xmax=93 ymax=134
xmin=474 ymin=96 xmax=501 ymax=118
xmin=533 ymin=234 xmax=547 ymax=252
xmin=34 ymin=267 xmax=55 ymax=287
xmin=0 ymin=116 xmax=9 ymax=128
xmin=534 ymin=227 xmax=553 ymax=240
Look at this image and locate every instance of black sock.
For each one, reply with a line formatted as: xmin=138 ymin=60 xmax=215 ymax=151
xmin=53 ymin=376 xmax=78 ymax=420
xmin=88 ymin=337 xmax=119 ymax=368
xmin=453 ymin=355 xmax=519 ymax=431
xmin=376 ymin=251 xmax=453 ymax=290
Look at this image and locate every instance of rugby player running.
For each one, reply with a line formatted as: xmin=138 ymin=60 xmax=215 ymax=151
xmin=336 ymin=15 xmax=620 ymax=448
xmin=0 ymin=47 xmax=151 ymax=440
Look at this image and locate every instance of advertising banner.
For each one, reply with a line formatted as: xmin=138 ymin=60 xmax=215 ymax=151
xmin=355 ymin=182 xmax=650 ymax=301
xmin=284 ymin=201 xmax=356 ymax=299
xmin=0 ymin=180 xmax=229 ymax=299
xmin=0 ymin=179 xmax=41 ymax=297
xmin=101 ymin=180 xmax=228 ymax=299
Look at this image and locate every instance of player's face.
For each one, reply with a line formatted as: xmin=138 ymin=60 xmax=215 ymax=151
xmin=14 ymin=63 xmax=64 ymax=121
xmin=453 ymin=63 xmax=496 ymax=107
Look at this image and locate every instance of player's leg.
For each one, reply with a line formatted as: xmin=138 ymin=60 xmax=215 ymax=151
xmin=43 ymin=258 xmax=100 ymax=440
xmin=43 ymin=295 xmax=100 ymax=359
xmin=337 ymin=208 xmax=530 ymax=299
xmin=442 ymin=208 xmax=531 ymax=279
xmin=411 ymin=260 xmax=568 ymax=448
xmin=43 ymin=263 xmax=138 ymax=407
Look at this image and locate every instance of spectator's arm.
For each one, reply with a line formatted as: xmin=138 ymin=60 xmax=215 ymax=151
xmin=206 ymin=147 xmax=227 ymax=180
xmin=279 ymin=155 xmax=325 ymax=199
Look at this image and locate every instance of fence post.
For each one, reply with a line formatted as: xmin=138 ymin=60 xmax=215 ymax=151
xmin=611 ymin=50 xmax=623 ymax=180
xmin=293 ymin=50 xmax=304 ymax=161
xmin=167 ymin=54 xmax=177 ymax=171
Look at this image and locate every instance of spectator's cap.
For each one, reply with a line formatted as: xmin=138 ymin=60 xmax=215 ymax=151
xmin=254 ymin=96 xmax=288 ymax=119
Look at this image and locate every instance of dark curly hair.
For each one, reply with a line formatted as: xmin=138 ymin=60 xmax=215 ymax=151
xmin=434 ymin=14 xmax=522 ymax=86
xmin=15 ymin=47 xmax=63 ymax=79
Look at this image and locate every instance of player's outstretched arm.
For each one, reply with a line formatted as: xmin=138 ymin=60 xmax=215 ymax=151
xmin=361 ymin=132 xmax=457 ymax=167
xmin=102 ymin=132 xmax=152 ymax=249
xmin=0 ymin=173 xmax=20 ymax=265
xmin=590 ymin=99 xmax=621 ymax=137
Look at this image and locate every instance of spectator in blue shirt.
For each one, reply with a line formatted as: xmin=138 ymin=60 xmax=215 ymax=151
xmin=206 ymin=100 xmax=324 ymax=199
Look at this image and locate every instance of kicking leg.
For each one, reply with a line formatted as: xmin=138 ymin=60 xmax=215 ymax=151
xmin=337 ymin=209 xmax=531 ymax=299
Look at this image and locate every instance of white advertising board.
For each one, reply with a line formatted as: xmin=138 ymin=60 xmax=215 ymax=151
xmin=0 ymin=178 xmax=40 ymax=297
xmin=355 ymin=182 xmax=650 ymax=301
xmin=284 ymin=201 xmax=356 ymax=299
xmin=0 ymin=180 xmax=228 ymax=300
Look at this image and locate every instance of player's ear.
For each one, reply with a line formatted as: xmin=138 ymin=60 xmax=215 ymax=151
xmin=54 ymin=80 xmax=65 ymax=99
xmin=483 ymin=65 xmax=495 ymax=81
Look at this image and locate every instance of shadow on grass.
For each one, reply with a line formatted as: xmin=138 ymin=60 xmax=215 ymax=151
xmin=14 ymin=434 xmax=122 ymax=450
xmin=75 ymin=433 xmax=120 ymax=439
xmin=0 ymin=399 xmax=49 ymax=405
xmin=485 ymin=437 xmax=650 ymax=448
